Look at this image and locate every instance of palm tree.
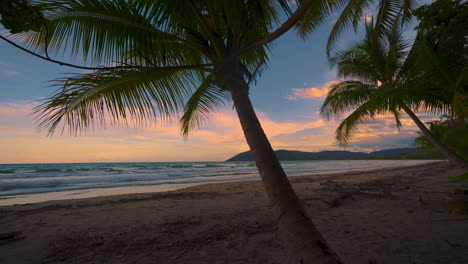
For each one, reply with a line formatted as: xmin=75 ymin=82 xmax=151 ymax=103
xmin=2 ymin=0 xmax=343 ymax=262
xmin=320 ymin=17 xmax=468 ymax=169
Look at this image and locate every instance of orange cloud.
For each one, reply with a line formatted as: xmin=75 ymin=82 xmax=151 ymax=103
xmin=0 ymin=102 xmax=335 ymax=163
xmin=0 ymin=101 xmax=436 ymax=163
xmin=286 ymin=81 xmax=338 ymax=100
xmin=363 ymin=10 xmax=374 ymax=23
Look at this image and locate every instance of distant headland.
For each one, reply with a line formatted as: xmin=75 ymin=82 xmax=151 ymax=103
xmin=226 ymin=148 xmax=443 ymax=161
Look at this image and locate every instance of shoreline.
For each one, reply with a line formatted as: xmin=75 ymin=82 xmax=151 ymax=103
xmin=0 ymin=159 xmax=440 ymax=207
xmin=1 ymin=161 xmax=467 ymax=263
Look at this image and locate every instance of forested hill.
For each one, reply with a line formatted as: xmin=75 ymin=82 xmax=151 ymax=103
xmin=225 ymin=148 xmax=440 ymax=161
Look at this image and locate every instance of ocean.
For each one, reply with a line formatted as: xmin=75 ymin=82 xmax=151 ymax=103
xmin=0 ymin=160 xmax=436 ymax=206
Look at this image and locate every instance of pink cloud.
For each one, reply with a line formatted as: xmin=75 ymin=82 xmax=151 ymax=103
xmin=363 ymin=10 xmax=374 ymax=23
xmin=286 ymin=81 xmax=338 ymax=100
xmin=0 ymin=102 xmax=335 ymax=162
xmin=0 ymin=100 xmax=437 ymax=163
xmin=0 ymin=102 xmax=36 ymax=115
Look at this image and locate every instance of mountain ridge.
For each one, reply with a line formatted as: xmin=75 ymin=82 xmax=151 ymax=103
xmin=226 ymin=148 xmax=438 ymax=161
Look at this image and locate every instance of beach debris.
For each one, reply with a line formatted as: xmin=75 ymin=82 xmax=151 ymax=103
xmin=322 ymin=192 xmax=354 ymax=208
xmin=344 ymin=190 xmax=395 ymax=199
xmin=417 ymin=195 xmax=427 ymax=205
xmin=445 ymin=239 xmax=462 ymax=247
xmin=320 ymin=179 xmax=344 ymax=192
xmin=0 ymin=231 xmax=25 ymax=244
xmin=0 ymin=231 xmax=23 ymax=240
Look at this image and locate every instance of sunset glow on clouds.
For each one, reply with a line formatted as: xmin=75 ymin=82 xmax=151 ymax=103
xmin=0 ymin=98 xmax=432 ymax=164
xmin=286 ymin=81 xmax=339 ymax=100
xmin=1 ymin=101 xmax=330 ymax=163
xmin=0 ymin=16 xmax=435 ymax=164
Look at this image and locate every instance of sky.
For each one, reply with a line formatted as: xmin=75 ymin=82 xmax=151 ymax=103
xmin=0 ymin=3 xmax=434 ymax=164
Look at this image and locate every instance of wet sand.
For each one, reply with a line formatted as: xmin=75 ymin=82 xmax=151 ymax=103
xmin=0 ymin=161 xmax=467 ymax=264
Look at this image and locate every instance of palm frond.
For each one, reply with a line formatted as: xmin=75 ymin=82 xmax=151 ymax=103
xmin=294 ymin=0 xmax=347 ymax=39
xmin=19 ymin=0 xmax=328 ymax=137
xmin=320 ymin=81 xmax=376 ymax=120
xmin=334 ymin=101 xmax=377 ymax=145
xmin=180 ymin=74 xmax=229 ymax=136
xmin=330 ymin=44 xmax=381 ymax=83
xmin=34 ymin=68 xmax=199 ymax=135
xmin=374 ymin=0 xmax=401 ymax=36
xmin=326 ymin=0 xmax=371 ymax=55
xmin=22 ymin=0 xmax=189 ymax=66
xmin=326 ymin=0 xmax=417 ymax=55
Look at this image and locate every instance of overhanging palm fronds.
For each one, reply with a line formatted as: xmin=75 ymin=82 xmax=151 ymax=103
xmin=16 ymin=0 xmax=286 ymax=137
xmin=24 ymin=0 xmax=190 ymax=66
xmin=34 ymin=68 xmax=198 ymax=135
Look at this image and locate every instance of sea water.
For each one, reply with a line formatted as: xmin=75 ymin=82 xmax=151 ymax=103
xmin=0 ymin=160 xmax=436 ymax=205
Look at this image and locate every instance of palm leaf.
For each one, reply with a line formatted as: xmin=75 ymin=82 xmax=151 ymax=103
xmin=294 ymin=0 xmax=347 ymax=39
xmin=180 ymin=74 xmax=229 ymax=136
xmin=334 ymin=101 xmax=378 ymax=145
xmin=326 ymin=0 xmax=417 ymax=55
xmin=320 ymin=81 xmax=375 ymax=120
xmin=22 ymin=0 xmax=192 ymax=66
xmin=34 ymin=68 xmax=199 ymax=135
xmin=326 ymin=0 xmax=371 ymax=55
xmin=16 ymin=0 xmax=312 ymax=136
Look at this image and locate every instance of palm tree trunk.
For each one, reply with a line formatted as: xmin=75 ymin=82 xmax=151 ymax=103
xmin=226 ymin=75 xmax=342 ymax=264
xmin=401 ymin=104 xmax=468 ymax=169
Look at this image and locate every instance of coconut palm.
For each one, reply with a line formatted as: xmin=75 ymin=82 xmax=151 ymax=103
xmin=3 ymin=0 xmax=344 ymax=262
xmin=320 ymin=17 xmax=468 ymax=169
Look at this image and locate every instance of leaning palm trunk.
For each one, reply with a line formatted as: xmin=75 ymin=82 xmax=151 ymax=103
xmin=401 ymin=104 xmax=468 ymax=169
xmin=223 ymin=64 xmax=341 ymax=264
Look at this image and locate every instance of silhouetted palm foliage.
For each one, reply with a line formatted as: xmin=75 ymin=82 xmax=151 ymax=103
xmin=321 ymin=18 xmax=432 ymax=144
xmin=411 ymin=0 xmax=468 ymax=119
xmin=4 ymin=0 xmax=426 ymax=137
xmin=295 ymin=0 xmax=418 ymax=55
xmin=321 ymin=12 xmax=467 ymax=167
xmin=25 ymin=0 xmax=289 ymax=135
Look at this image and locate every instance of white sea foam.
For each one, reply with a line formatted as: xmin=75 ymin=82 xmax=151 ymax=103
xmin=0 ymin=160 xmax=437 ymax=205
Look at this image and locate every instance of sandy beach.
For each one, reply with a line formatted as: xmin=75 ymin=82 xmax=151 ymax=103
xmin=1 ymin=161 xmax=467 ymax=264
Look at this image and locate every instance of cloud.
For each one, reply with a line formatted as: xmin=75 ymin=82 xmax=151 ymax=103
xmin=343 ymin=130 xmax=419 ymax=152
xmin=0 ymin=69 xmax=20 ymax=77
xmin=0 ymin=101 xmax=439 ymax=163
xmin=363 ymin=10 xmax=374 ymax=23
xmin=286 ymin=81 xmax=338 ymax=100
xmin=0 ymin=59 xmax=21 ymax=76
xmin=0 ymin=102 xmax=334 ymax=162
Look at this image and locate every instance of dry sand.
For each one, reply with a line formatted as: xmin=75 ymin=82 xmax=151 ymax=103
xmin=0 ymin=161 xmax=467 ymax=264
